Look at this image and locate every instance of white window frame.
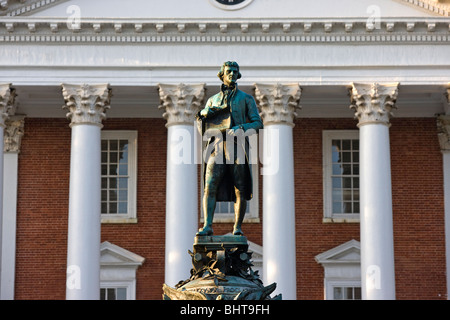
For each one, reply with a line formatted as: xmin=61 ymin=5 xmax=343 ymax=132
xmin=101 ymin=130 xmax=137 ymax=224
xmin=100 ymin=281 xmax=134 ymax=300
xmin=322 ymin=130 xmax=360 ymax=223
xmin=100 ymin=241 xmax=145 ymax=300
xmin=326 ymin=280 xmax=362 ymax=300
xmin=315 ymin=239 xmax=361 ymax=300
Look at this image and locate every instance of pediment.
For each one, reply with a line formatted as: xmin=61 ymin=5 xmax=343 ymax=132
xmin=315 ymin=239 xmax=360 ymax=265
xmin=100 ymin=241 xmax=145 ymax=267
xmin=3 ymin=0 xmax=443 ymax=18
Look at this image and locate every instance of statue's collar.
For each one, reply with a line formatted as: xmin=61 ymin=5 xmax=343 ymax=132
xmin=221 ymin=83 xmax=237 ymax=93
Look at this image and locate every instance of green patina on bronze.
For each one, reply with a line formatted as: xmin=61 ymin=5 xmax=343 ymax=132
xmin=196 ymin=61 xmax=263 ymax=237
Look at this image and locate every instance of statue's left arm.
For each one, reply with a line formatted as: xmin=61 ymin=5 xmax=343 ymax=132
xmin=241 ymin=95 xmax=263 ymax=132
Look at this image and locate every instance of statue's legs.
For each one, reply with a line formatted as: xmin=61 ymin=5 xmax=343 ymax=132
xmin=231 ymin=164 xmax=248 ymax=236
xmin=197 ymin=158 xmax=225 ymax=236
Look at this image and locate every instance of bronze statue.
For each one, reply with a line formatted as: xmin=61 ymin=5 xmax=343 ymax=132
xmin=196 ymin=61 xmax=263 ymax=236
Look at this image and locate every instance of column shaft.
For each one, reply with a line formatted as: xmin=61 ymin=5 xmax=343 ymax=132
xmin=350 ymin=82 xmax=398 ymax=300
xmin=66 ymin=125 xmax=101 ymax=300
xmin=359 ymin=124 xmax=395 ymax=300
xmin=0 ymin=83 xmax=15 ymax=294
xmin=255 ymin=83 xmax=301 ymax=300
xmin=164 ymin=124 xmax=198 ymax=286
xmin=62 ymin=83 xmax=111 ymax=300
xmin=158 ymin=83 xmax=205 ymax=287
xmin=262 ymin=123 xmax=296 ymax=299
xmin=443 ymin=151 xmax=450 ymax=300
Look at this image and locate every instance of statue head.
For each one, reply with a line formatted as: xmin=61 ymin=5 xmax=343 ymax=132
xmin=217 ymin=61 xmax=242 ymax=86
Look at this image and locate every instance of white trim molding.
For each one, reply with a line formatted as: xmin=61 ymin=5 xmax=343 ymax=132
xmin=1 ymin=17 xmax=450 ymax=44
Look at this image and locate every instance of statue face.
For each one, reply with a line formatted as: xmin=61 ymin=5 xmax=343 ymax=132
xmin=222 ymin=65 xmax=239 ymax=87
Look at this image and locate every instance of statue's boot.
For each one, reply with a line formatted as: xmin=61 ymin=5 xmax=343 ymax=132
xmin=197 ymin=211 xmax=214 ymax=236
xmin=233 ymin=197 xmax=246 ymax=236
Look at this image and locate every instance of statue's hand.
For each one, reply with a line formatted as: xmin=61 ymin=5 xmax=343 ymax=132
xmin=196 ymin=110 xmax=206 ymax=121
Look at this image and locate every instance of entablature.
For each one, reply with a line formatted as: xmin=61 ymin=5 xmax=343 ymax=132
xmin=1 ymin=17 xmax=449 ymax=44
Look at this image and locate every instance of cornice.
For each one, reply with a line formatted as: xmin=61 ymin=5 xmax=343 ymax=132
xmin=0 ymin=0 xmax=67 ymax=17
xmin=399 ymin=0 xmax=450 ymax=17
xmin=1 ymin=17 xmax=449 ymax=44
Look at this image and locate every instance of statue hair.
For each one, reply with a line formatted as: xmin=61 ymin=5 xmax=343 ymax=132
xmin=217 ymin=61 xmax=242 ymax=81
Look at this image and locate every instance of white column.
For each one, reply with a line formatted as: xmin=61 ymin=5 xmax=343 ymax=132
xmin=0 ymin=84 xmax=15 ymax=295
xmin=1 ymin=116 xmax=24 ymax=300
xmin=437 ymin=109 xmax=450 ymax=300
xmin=158 ymin=83 xmax=205 ymax=287
xmin=350 ymin=82 xmax=399 ymax=300
xmin=255 ymin=83 xmax=301 ymax=300
xmin=62 ymin=83 xmax=111 ymax=300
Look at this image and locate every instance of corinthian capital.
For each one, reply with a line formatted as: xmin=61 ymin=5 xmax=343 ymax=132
xmin=158 ymin=83 xmax=205 ymax=127
xmin=0 ymin=83 xmax=17 ymax=128
xmin=254 ymin=83 xmax=301 ymax=126
xmin=437 ymin=114 xmax=450 ymax=152
xmin=4 ymin=115 xmax=25 ymax=153
xmin=62 ymin=83 xmax=111 ymax=127
xmin=349 ymin=82 xmax=399 ymax=127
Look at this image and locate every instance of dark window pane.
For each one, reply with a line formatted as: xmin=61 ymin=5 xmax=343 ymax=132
xmin=109 ymin=165 xmax=117 ymax=175
xmin=110 ymin=140 xmax=118 ymax=151
xmin=119 ymin=140 xmax=128 ymax=152
xmin=342 ymin=164 xmax=351 ymax=175
xmin=342 ymin=140 xmax=351 ymax=150
xmin=109 ymin=152 xmax=118 ymax=163
xmin=101 ymin=140 xmax=108 ymax=151
xmin=109 ymin=202 xmax=117 ymax=214
xmin=109 ymin=178 xmax=117 ymax=189
xmin=343 ymin=177 xmax=352 ymax=188
xmin=101 ymin=152 xmax=108 ymax=163
xmin=107 ymin=288 xmax=116 ymax=300
xmin=100 ymin=288 xmax=106 ymax=300
xmin=342 ymin=152 xmax=351 ymax=163
xmin=109 ymin=190 xmax=117 ymax=201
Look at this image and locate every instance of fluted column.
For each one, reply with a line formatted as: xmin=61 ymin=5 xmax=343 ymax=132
xmin=437 ymin=91 xmax=450 ymax=300
xmin=350 ymin=82 xmax=399 ymax=300
xmin=158 ymin=83 xmax=205 ymax=287
xmin=1 ymin=115 xmax=24 ymax=300
xmin=62 ymin=83 xmax=111 ymax=300
xmin=255 ymin=83 xmax=301 ymax=300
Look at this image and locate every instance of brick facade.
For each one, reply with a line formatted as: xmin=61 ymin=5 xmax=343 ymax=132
xmin=12 ymin=117 xmax=447 ymax=299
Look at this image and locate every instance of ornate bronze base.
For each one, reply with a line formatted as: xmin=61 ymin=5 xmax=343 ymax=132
xmin=162 ymin=236 xmax=281 ymax=300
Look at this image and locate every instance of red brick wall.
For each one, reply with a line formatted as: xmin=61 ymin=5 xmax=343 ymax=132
xmin=292 ymin=118 xmax=446 ymax=300
xmin=14 ymin=117 xmax=446 ymax=300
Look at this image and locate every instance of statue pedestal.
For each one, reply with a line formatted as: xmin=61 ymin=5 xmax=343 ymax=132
xmin=162 ymin=235 xmax=281 ymax=300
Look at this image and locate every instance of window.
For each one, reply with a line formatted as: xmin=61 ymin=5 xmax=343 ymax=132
xmin=100 ymin=241 xmax=145 ymax=300
xmin=315 ymin=240 xmax=361 ymax=300
xmin=100 ymin=287 xmax=128 ymax=300
xmin=101 ymin=131 xmax=137 ymax=223
xmin=332 ymin=285 xmax=361 ymax=300
xmin=323 ymin=130 xmax=359 ymax=223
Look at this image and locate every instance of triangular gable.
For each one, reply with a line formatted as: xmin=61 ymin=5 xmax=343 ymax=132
xmin=315 ymin=239 xmax=360 ymax=265
xmin=100 ymin=241 xmax=145 ymax=267
xmin=16 ymin=0 xmax=441 ymax=18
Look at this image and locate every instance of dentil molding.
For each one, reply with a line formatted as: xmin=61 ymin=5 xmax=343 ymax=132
xmin=349 ymin=82 xmax=399 ymax=127
xmin=1 ymin=17 xmax=449 ymax=44
xmin=254 ymin=83 xmax=302 ymax=126
xmin=158 ymin=83 xmax=206 ymax=127
xmin=61 ymin=83 xmax=112 ymax=127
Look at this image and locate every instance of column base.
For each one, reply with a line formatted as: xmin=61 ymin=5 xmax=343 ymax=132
xmin=162 ymin=235 xmax=281 ymax=300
